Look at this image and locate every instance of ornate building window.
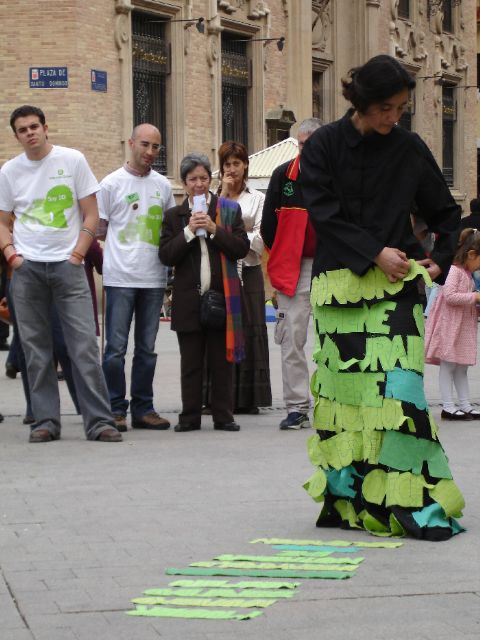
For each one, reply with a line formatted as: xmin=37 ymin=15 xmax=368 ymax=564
xmin=398 ymin=0 xmax=410 ymax=20
xmin=132 ymin=11 xmax=170 ymax=174
xmin=442 ymin=84 xmax=456 ymax=186
xmin=221 ymin=32 xmax=250 ymax=146
xmin=398 ymin=91 xmax=415 ymax=131
xmin=442 ymin=0 xmax=454 ymax=33
xmin=312 ymin=70 xmax=324 ymax=121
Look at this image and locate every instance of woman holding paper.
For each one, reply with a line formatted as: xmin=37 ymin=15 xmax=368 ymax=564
xmin=159 ymin=153 xmax=249 ymax=433
xmin=299 ymin=55 xmax=463 ymax=540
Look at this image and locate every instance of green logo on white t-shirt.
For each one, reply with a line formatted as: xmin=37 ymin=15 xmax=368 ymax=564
xmin=20 ymin=185 xmax=73 ymax=228
xmin=117 ymin=205 xmax=163 ymax=246
xmin=125 ymin=192 xmax=140 ymax=205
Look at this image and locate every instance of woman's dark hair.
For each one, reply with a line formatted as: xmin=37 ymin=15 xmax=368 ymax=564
xmin=218 ymin=141 xmax=249 ymax=183
xmin=10 ymin=105 xmax=46 ymax=132
xmin=470 ymin=198 xmax=480 ymax=214
xmin=180 ymin=153 xmax=212 ymax=183
xmin=454 ymin=228 xmax=480 ymax=266
xmin=341 ymin=55 xmax=416 ymax=114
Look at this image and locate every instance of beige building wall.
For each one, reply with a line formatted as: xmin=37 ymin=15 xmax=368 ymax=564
xmin=0 ymin=0 xmax=476 ymax=203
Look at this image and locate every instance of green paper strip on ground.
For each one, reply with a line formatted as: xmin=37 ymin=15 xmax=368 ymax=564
xmin=166 ymin=567 xmax=353 ymax=579
xmin=311 ymin=261 xmax=431 ymax=306
xmin=191 ymin=561 xmax=356 ymax=572
xmin=250 ymin=538 xmax=403 ymax=548
xmin=131 ymin=596 xmax=277 ymax=608
xmin=143 ymin=587 xmax=296 ymax=599
xmin=126 ymin=605 xmax=262 ymax=620
xmin=167 ymin=580 xmax=299 ymax=589
xmin=379 ymin=431 xmax=452 ymax=479
xmin=273 ymin=545 xmax=360 ymax=553
xmin=214 ymin=554 xmax=363 ymax=565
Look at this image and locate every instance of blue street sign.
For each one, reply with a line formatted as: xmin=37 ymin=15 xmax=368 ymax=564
xmin=91 ymin=69 xmax=107 ymax=92
xmin=29 ymin=67 xmax=68 ymax=89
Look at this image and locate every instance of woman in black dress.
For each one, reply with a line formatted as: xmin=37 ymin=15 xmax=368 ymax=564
xmin=300 ymin=55 xmax=464 ymax=540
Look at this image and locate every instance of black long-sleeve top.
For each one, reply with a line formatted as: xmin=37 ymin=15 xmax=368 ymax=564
xmin=299 ymin=110 xmax=461 ymax=283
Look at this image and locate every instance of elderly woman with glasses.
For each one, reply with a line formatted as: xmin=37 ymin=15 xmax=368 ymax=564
xmin=159 ymin=153 xmax=249 ymax=433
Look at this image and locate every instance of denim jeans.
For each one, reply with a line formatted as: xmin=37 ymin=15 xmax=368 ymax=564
xmin=11 ymin=260 xmax=114 ymax=440
xmin=102 ymin=286 xmax=164 ymax=417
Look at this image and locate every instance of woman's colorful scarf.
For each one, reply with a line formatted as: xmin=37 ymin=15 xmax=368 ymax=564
xmin=216 ymin=197 xmax=245 ymax=363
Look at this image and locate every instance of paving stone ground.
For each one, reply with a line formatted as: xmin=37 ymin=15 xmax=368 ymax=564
xmin=0 ymin=322 xmax=479 ymax=639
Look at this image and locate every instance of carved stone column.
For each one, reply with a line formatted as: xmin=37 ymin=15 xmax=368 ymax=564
xmin=286 ymin=0 xmax=313 ymax=128
xmin=114 ymin=0 xmax=133 ymax=159
xmin=364 ymin=0 xmax=382 ymax=59
xmin=207 ymin=7 xmax=223 ymax=163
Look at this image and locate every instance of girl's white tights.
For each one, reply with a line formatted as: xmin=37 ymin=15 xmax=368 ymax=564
xmin=439 ymin=360 xmax=471 ymax=413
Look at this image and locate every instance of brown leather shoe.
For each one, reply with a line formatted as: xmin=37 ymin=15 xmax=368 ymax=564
xmin=29 ymin=429 xmax=58 ymax=443
xmin=96 ymin=428 xmax=123 ymax=442
xmin=131 ymin=411 xmax=170 ymax=430
xmin=113 ymin=414 xmax=128 ymax=432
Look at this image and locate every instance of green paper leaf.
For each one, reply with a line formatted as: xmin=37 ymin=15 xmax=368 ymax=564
xmin=312 ymin=397 xmax=414 ymax=434
xmin=412 ymin=303 xmax=425 ymax=337
xmin=379 ymin=431 xmax=452 ymax=478
xmin=311 ymin=261 xmax=431 ymax=306
xmin=303 ymin=469 xmax=327 ymax=501
xmin=359 ymin=335 xmax=424 ymax=374
xmin=333 ymin=499 xmax=362 ymax=528
xmin=429 ymin=479 xmax=465 ymax=517
xmin=362 ymin=469 xmax=432 ymax=507
xmin=313 ymin=301 xmax=397 ymax=336
xmin=313 ymin=363 xmax=384 ymax=408
xmin=385 ymin=368 xmax=427 ymax=410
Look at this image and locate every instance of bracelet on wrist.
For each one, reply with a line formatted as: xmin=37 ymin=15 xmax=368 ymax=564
xmin=71 ymin=251 xmax=85 ymax=261
xmin=1 ymin=242 xmax=14 ymax=253
xmin=81 ymin=227 xmax=95 ymax=239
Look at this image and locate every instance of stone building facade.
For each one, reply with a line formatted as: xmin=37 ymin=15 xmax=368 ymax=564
xmin=0 ymin=1 xmax=476 ymax=204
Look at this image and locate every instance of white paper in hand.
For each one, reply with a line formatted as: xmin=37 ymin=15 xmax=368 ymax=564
xmin=193 ymin=194 xmax=207 ymax=237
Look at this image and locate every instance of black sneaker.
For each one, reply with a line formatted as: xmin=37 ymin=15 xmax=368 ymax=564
xmin=279 ymin=412 xmax=310 ymax=430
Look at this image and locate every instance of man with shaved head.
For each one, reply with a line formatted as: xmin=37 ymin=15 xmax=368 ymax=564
xmin=97 ymin=123 xmax=175 ymax=432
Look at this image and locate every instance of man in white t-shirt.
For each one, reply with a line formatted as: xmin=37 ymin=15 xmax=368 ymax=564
xmin=97 ymin=124 xmax=175 ymax=431
xmin=0 ymin=105 xmax=122 ymax=443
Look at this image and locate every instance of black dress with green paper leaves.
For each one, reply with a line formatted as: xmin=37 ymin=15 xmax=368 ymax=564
xmin=299 ymin=110 xmax=464 ymax=541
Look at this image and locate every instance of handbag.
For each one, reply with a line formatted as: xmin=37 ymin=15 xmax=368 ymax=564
xmin=200 ymin=289 xmax=226 ymax=330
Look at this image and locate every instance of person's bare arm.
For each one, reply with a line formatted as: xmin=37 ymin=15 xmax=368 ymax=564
xmin=0 ymin=210 xmax=23 ymax=269
xmin=70 ymin=194 xmax=99 ymax=264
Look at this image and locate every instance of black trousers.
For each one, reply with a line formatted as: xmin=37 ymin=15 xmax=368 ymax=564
xmin=177 ymin=329 xmax=233 ymax=426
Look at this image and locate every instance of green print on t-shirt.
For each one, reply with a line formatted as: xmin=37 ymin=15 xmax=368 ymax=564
xmin=20 ymin=185 xmax=73 ymax=228
xmin=118 ymin=205 xmax=163 ymax=246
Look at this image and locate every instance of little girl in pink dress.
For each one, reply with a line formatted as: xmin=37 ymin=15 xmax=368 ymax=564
xmin=425 ymin=228 xmax=480 ymax=420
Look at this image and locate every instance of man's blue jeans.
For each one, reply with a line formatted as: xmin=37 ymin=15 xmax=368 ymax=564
xmin=102 ymin=286 xmax=164 ymax=418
